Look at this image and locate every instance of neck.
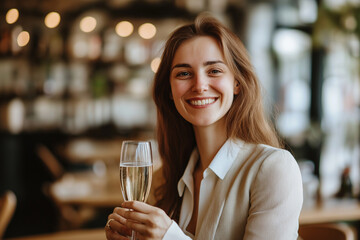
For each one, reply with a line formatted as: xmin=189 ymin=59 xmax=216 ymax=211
xmin=193 ymin=120 xmax=228 ymax=172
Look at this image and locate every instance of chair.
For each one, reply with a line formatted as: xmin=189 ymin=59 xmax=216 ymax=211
xmin=36 ymin=144 xmax=95 ymax=230
xmin=0 ymin=190 xmax=17 ymax=239
xmin=299 ymin=223 xmax=357 ymax=240
xmin=36 ymin=144 xmax=65 ymax=180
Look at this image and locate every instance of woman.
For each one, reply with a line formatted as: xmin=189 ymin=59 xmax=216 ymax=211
xmin=105 ymin=14 xmax=303 ymax=240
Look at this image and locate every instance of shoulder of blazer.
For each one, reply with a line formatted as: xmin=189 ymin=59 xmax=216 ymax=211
xmin=221 ymin=142 xmax=291 ymax=187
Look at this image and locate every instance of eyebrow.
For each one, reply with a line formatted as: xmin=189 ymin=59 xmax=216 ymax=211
xmin=204 ymin=60 xmax=225 ymax=66
xmin=171 ymin=60 xmax=225 ymax=71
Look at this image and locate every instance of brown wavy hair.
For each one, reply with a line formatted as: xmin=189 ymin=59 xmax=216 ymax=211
xmin=152 ymin=14 xmax=282 ymax=219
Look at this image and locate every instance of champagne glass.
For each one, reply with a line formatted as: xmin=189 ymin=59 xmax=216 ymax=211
xmin=119 ymin=140 xmax=153 ymax=240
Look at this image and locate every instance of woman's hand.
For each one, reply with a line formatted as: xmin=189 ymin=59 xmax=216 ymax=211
xmin=118 ymin=201 xmax=172 ymax=240
xmin=105 ymin=207 xmax=132 ymax=240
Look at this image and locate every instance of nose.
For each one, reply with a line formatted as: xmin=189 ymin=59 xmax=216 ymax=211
xmin=191 ymin=73 xmax=208 ymax=93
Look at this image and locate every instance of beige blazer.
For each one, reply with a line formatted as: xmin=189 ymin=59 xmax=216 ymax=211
xmin=194 ymin=142 xmax=303 ymax=240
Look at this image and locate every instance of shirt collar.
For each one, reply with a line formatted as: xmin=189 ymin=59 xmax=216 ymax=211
xmin=208 ymin=138 xmax=242 ymax=179
xmin=177 ymin=149 xmax=199 ymax=197
xmin=177 ymin=138 xmax=243 ymax=196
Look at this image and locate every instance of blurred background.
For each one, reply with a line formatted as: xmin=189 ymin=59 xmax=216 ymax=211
xmin=0 ymin=0 xmax=359 ymax=238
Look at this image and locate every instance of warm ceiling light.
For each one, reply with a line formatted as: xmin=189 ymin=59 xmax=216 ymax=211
xmin=150 ymin=57 xmax=161 ymax=73
xmin=138 ymin=23 xmax=156 ymax=39
xmin=17 ymin=31 xmax=30 ymax=47
xmin=344 ymin=15 xmax=357 ymax=31
xmin=115 ymin=21 xmax=134 ymax=37
xmin=45 ymin=12 xmax=61 ymax=28
xmin=6 ymin=8 xmax=19 ymax=24
xmin=80 ymin=16 xmax=97 ymax=33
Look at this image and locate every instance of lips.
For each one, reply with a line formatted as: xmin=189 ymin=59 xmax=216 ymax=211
xmin=187 ymin=98 xmax=217 ymax=106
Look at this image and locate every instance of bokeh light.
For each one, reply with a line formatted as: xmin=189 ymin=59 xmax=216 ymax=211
xmin=138 ymin=23 xmax=156 ymax=39
xmin=80 ymin=16 xmax=97 ymax=33
xmin=17 ymin=31 xmax=30 ymax=47
xmin=6 ymin=8 xmax=19 ymax=24
xmin=115 ymin=21 xmax=134 ymax=37
xmin=150 ymin=57 xmax=161 ymax=73
xmin=343 ymin=15 xmax=357 ymax=31
xmin=45 ymin=12 xmax=61 ymax=28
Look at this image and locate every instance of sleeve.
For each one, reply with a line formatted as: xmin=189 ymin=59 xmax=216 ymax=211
xmin=162 ymin=220 xmax=193 ymax=240
xmin=243 ymin=150 xmax=303 ymax=240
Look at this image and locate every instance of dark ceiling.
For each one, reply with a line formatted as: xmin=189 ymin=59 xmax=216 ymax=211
xmin=1 ymin=0 xmax=196 ymax=20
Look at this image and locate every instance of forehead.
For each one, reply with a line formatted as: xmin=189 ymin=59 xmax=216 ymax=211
xmin=172 ymin=36 xmax=224 ymax=65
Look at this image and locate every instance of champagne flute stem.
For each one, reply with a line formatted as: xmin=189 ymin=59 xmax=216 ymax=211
xmin=131 ymin=230 xmax=136 ymax=240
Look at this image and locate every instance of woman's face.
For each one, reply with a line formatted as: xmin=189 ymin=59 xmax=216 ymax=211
xmin=170 ymin=36 xmax=239 ymax=128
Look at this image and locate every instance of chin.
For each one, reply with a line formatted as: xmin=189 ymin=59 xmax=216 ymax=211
xmin=189 ymin=119 xmax=218 ymax=127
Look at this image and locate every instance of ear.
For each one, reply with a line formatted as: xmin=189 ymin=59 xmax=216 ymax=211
xmin=234 ymin=79 xmax=240 ymax=95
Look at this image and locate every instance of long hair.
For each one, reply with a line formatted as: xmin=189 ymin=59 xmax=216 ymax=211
xmin=153 ymin=14 xmax=282 ymax=218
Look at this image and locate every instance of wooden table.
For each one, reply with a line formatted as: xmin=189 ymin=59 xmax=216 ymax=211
xmin=300 ymin=198 xmax=360 ymax=225
xmin=6 ymin=228 xmax=105 ymax=240
xmin=49 ymin=171 xmax=123 ymax=207
xmin=60 ymin=138 xmax=124 ymax=164
xmin=49 ymin=155 xmax=163 ymax=208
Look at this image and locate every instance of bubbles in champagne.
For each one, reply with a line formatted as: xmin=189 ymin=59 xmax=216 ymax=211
xmin=120 ymin=162 xmax=152 ymax=202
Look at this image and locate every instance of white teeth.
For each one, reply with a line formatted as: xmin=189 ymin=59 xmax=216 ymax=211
xmin=190 ymin=98 xmax=215 ymax=106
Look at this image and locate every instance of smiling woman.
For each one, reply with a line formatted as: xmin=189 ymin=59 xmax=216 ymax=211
xmin=105 ymin=13 xmax=303 ymax=240
xmin=169 ymin=36 xmax=239 ymax=128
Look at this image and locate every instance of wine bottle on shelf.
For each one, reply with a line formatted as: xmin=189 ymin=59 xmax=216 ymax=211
xmin=0 ymin=27 xmax=12 ymax=56
xmin=335 ymin=166 xmax=353 ymax=199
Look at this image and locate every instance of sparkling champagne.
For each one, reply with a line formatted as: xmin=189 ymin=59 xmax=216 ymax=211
xmin=120 ymin=162 xmax=153 ymax=202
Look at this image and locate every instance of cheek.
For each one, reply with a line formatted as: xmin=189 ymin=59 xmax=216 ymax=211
xmin=170 ymin=81 xmax=189 ymax=99
xmin=213 ymin=80 xmax=235 ymax=96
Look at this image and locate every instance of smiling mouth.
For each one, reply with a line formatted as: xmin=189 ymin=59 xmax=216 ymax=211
xmin=188 ymin=98 xmax=217 ymax=106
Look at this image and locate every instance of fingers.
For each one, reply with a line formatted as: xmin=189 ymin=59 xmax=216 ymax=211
xmin=121 ymin=201 xmax=155 ymax=214
xmin=116 ymin=207 xmax=150 ymax=225
xmin=118 ymin=202 xmax=172 ymax=238
xmin=115 ymin=204 xmax=154 ymax=236
xmin=107 ymin=217 xmax=130 ymax=234
xmin=105 ymin=228 xmax=129 ymax=240
xmin=126 ymin=219 xmax=169 ymax=239
xmin=111 ymin=208 xmax=128 ymax=224
xmin=105 ymin=208 xmax=132 ymax=239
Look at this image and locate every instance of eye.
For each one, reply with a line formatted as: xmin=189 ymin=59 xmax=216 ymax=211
xmin=175 ymin=71 xmax=192 ymax=79
xmin=208 ymin=68 xmax=223 ymax=76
